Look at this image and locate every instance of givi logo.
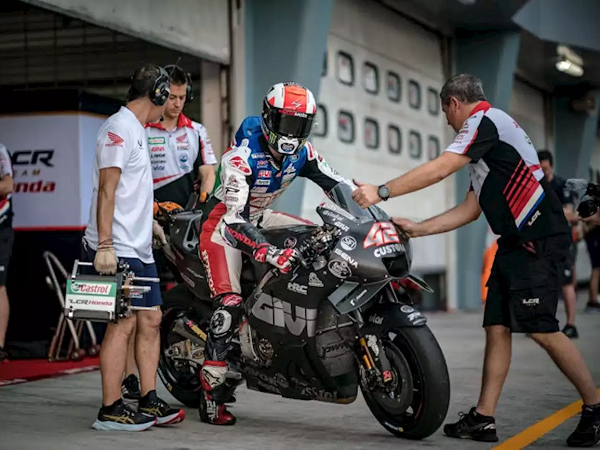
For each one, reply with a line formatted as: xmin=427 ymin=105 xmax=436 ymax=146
xmin=71 ymin=282 xmax=112 ymax=295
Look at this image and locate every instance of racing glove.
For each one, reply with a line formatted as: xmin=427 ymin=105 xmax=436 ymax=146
xmin=253 ymin=243 xmax=300 ymax=274
xmin=152 ymin=219 xmax=167 ymax=248
xmin=94 ymin=243 xmax=117 ymax=275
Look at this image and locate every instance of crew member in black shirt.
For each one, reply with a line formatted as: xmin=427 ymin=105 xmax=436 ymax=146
xmin=353 ymin=74 xmax=600 ymax=447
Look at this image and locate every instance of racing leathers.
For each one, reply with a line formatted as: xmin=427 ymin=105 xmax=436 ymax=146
xmin=198 ymin=116 xmax=347 ymax=424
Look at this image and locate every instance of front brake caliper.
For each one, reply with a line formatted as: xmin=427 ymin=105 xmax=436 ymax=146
xmin=360 ymin=334 xmax=394 ymax=388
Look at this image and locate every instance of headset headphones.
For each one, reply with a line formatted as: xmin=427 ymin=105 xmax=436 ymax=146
xmin=150 ymin=66 xmax=171 ymax=106
xmin=163 ymin=64 xmax=194 ymax=105
xmin=126 ymin=65 xmax=171 ymax=106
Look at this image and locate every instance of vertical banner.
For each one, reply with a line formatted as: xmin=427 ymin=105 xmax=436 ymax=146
xmin=0 ymin=113 xmax=105 ymax=230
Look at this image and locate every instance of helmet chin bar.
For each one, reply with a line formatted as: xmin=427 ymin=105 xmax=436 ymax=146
xmin=276 ymin=136 xmax=301 ymax=155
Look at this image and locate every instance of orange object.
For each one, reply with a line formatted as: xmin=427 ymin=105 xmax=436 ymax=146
xmin=481 ymin=227 xmax=499 ymax=303
xmin=153 ymin=201 xmax=183 ymax=216
xmin=199 ymin=191 xmax=208 ymax=203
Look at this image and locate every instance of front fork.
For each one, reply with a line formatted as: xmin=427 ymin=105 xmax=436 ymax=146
xmin=355 ymin=311 xmax=394 ymax=389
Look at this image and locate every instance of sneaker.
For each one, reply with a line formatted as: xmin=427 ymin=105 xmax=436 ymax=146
xmin=562 ymin=324 xmax=579 ymax=339
xmin=585 ymin=302 xmax=600 ymax=313
xmin=121 ymin=374 xmax=141 ymax=400
xmin=567 ymin=404 xmax=600 ymax=447
xmin=138 ymin=390 xmax=185 ymax=426
xmin=92 ymin=399 xmax=156 ymax=431
xmin=0 ymin=347 xmax=8 ymax=363
xmin=443 ymin=407 xmax=499 ymax=442
xmin=199 ymin=391 xmax=236 ymax=425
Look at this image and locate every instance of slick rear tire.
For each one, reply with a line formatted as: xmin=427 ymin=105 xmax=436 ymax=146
xmin=158 ymin=306 xmax=205 ymax=408
xmin=361 ymin=325 xmax=450 ymax=440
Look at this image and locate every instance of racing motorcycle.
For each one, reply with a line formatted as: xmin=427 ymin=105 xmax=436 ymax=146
xmin=156 ymin=183 xmax=450 ymax=440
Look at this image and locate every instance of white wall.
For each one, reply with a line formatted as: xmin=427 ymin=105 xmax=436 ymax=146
xmin=509 ymin=80 xmax=548 ymax=150
xmin=305 ymin=0 xmax=451 ymax=275
xmin=21 ymin=0 xmax=230 ymax=64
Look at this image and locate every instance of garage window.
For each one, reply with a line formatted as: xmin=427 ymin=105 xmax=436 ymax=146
xmin=336 ymin=51 xmax=354 ymax=86
xmin=364 ymin=118 xmax=379 ymax=149
xmin=313 ymin=104 xmax=328 ymax=137
xmin=363 ymin=62 xmax=379 ymax=95
xmin=386 ymin=71 xmax=401 ymax=103
xmin=408 ymin=80 xmax=421 ymax=110
xmin=409 ymin=130 xmax=422 ymax=160
xmin=388 ymin=125 xmax=401 ymax=155
xmin=338 ymin=110 xmax=355 ymax=143
xmin=428 ymin=136 xmax=440 ymax=160
xmin=427 ymin=88 xmax=440 ymax=116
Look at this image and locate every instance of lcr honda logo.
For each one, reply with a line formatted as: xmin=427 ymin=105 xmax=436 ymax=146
xmin=11 ymin=149 xmax=56 ymax=194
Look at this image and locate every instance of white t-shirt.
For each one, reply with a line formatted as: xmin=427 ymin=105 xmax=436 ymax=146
xmin=84 ymin=107 xmax=154 ymax=263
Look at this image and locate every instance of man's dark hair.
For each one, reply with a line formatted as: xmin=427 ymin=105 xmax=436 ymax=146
xmin=537 ymin=149 xmax=554 ymax=166
xmin=127 ymin=63 xmax=162 ymax=102
xmin=168 ymin=65 xmax=188 ymax=86
xmin=440 ymin=73 xmax=487 ymax=105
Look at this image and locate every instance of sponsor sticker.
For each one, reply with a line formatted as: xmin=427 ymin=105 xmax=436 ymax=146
xmin=328 ymin=260 xmax=351 ymax=279
xmin=148 ymin=137 xmax=166 ymax=145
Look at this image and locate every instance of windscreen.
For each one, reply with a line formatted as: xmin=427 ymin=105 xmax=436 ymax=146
xmin=324 ymin=182 xmax=391 ymax=221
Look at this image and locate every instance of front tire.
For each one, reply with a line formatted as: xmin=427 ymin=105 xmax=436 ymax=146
xmin=361 ymin=325 xmax=450 ymax=440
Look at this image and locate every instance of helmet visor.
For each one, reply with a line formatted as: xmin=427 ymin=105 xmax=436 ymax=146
xmin=265 ymin=109 xmax=314 ymax=139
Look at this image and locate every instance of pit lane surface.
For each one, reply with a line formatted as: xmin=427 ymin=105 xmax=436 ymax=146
xmin=1 ymin=301 xmax=599 ymax=450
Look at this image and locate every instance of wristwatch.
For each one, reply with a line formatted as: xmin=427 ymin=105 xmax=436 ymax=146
xmin=378 ymin=184 xmax=390 ymax=201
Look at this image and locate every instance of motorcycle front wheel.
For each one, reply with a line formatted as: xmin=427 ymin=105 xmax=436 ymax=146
xmin=360 ymin=325 xmax=450 ymax=440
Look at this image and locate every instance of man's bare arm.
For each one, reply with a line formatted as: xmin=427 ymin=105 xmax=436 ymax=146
xmin=0 ymin=176 xmax=13 ymax=197
xmin=563 ymin=204 xmax=579 ymax=225
xmin=97 ymin=167 xmax=121 ymax=244
xmin=198 ymin=164 xmax=216 ymax=195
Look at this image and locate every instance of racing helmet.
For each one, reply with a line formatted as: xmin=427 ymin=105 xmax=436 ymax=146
xmin=261 ymin=82 xmax=317 ymax=155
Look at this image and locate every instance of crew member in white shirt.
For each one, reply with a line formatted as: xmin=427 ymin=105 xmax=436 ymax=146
xmin=121 ymin=65 xmax=218 ymax=400
xmin=83 ymin=64 xmax=184 ymax=431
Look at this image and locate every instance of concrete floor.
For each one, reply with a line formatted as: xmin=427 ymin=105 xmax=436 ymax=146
xmin=1 ymin=298 xmax=599 ymax=450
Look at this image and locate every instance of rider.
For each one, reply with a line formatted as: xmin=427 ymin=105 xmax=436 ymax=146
xmin=198 ymin=82 xmax=349 ymax=425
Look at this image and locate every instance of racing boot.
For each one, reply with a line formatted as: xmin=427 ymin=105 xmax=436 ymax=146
xmin=199 ymin=297 xmax=242 ymax=425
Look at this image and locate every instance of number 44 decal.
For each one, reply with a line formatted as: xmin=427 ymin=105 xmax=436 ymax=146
xmin=363 ymin=222 xmax=400 ymax=248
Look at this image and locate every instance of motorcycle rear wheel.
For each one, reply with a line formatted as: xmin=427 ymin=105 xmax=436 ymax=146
xmin=157 ymin=306 xmax=207 ymax=408
xmin=361 ymin=325 xmax=450 ymax=440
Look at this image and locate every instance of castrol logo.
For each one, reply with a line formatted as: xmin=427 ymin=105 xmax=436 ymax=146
xmin=71 ymin=282 xmax=111 ymax=294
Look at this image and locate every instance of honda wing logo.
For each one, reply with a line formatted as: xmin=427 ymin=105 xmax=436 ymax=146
xmin=251 ymin=293 xmax=317 ymax=337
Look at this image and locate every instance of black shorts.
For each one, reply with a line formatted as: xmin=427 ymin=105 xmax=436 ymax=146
xmin=0 ymin=227 xmax=13 ymax=286
xmin=484 ymin=234 xmax=571 ymax=334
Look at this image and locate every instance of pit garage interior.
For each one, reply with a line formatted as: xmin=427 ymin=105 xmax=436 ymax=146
xmin=0 ymin=0 xmax=229 ymax=353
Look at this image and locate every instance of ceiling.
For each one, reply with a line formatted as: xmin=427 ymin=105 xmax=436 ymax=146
xmin=379 ymin=0 xmax=600 ymax=93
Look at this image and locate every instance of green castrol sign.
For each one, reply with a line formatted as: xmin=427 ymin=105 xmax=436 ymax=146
xmin=65 ymin=279 xmax=118 ymax=311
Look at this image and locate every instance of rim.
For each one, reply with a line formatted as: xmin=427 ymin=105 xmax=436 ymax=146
xmin=363 ymin=337 xmax=426 ymax=429
xmin=159 ymin=310 xmax=203 ymax=392
xmin=370 ymin=341 xmax=414 ymax=415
